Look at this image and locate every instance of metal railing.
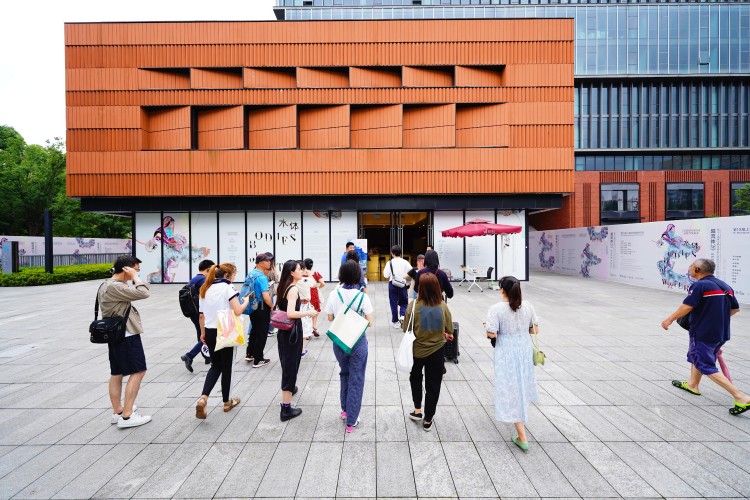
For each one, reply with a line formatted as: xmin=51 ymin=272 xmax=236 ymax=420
xmin=18 ymin=253 xmax=123 ymax=268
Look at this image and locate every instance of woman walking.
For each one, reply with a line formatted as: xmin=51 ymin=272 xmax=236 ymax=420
xmin=325 ymin=260 xmax=374 ymax=433
xmin=303 ymin=258 xmax=325 ymax=337
xmin=485 ymin=275 xmax=539 ymax=451
xmin=196 ymin=263 xmax=248 ymax=419
xmin=403 ymin=272 xmax=454 ymax=431
xmin=276 ymin=259 xmax=319 ymax=421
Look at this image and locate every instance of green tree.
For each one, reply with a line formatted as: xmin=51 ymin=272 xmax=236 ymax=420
xmin=0 ymin=125 xmax=130 ymax=238
xmin=733 ymin=183 xmax=750 ymax=215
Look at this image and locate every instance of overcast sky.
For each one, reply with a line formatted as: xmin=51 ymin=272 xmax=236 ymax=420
xmin=0 ymin=0 xmax=276 ymax=147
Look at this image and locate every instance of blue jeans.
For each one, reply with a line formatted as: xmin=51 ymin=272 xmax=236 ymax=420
xmin=332 ymin=336 xmax=368 ymax=427
xmin=186 ymin=315 xmax=209 ymax=360
xmin=388 ymin=283 xmax=409 ymax=323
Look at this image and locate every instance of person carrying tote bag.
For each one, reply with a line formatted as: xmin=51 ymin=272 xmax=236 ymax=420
xmin=325 ymin=260 xmax=374 ymax=433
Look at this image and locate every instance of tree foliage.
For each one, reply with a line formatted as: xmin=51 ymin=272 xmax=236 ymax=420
xmin=733 ymin=183 xmax=750 ymax=215
xmin=0 ymin=125 xmax=130 ymax=238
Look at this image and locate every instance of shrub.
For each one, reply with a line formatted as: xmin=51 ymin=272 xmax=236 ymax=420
xmin=0 ymin=263 xmax=112 ymax=287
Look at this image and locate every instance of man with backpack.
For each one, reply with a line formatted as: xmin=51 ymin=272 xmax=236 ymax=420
xmin=180 ymin=259 xmax=215 ymax=372
xmin=244 ymin=252 xmax=275 ymax=368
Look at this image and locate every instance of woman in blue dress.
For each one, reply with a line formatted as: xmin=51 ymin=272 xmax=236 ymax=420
xmin=485 ymin=275 xmax=539 ymax=451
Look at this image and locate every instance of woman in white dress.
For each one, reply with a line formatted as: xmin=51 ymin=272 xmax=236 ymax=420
xmin=485 ymin=275 xmax=539 ymax=451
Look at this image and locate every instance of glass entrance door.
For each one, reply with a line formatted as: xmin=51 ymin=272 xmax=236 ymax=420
xmin=358 ymin=211 xmax=430 ymax=281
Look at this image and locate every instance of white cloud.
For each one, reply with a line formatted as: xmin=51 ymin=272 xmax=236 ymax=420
xmin=0 ymin=0 xmax=276 ymax=147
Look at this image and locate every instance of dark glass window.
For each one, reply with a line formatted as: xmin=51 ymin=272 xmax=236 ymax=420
xmin=731 ymin=181 xmax=750 ymax=216
xmin=601 ymin=183 xmax=640 ymax=221
xmin=666 ymin=182 xmax=704 ymax=218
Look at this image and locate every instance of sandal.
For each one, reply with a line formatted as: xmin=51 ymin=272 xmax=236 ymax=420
xmin=195 ymin=395 xmax=208 ymax=419
xmin=729 ymin=400 xmax=750 ymax=416
xmin=512 ymin=436 xmax=529 ymax=452
xmin=671 ymin=380 xmax=701 ymax=396
xmin=223 ymin=397 xmax=241 ymax=412
xmin=313 ymin=328 xmax=320 ymax=338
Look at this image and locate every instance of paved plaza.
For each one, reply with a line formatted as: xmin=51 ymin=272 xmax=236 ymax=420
xmin=0 ymin=272 xmax=749 ymax=499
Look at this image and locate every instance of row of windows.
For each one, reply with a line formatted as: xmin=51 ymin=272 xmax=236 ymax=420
xmin=575 ymin=154 xmax=750 ymax=171
xmin=283 ymin=4 xmax=750 ymax=75
xmin=600 ymin=181 xmax=749 ymax=221
xmin=575 ymin=81 xmax=750 ymax=149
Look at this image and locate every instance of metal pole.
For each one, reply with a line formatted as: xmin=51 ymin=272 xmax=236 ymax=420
xmin=44 ymin=210 xmax=53 ymax=274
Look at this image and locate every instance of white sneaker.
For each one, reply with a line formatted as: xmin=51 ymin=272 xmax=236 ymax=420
xmin=111 ymin=405 xmax=137 ymax=424
xmin=390 ymin=322 xmax=401 ymax=329
xmin=116 ymin=411 xmax=151 ymax=429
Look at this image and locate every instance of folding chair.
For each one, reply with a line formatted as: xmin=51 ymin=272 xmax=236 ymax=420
xmin=477 ymin=266 xmax=494 ymax=290
xmin=466 ymin=267 xmax=482 ymax=292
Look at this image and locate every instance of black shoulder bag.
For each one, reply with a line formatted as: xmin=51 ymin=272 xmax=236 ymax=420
xmin=676 ymin=280 xmax=732 ymax=331
xmin=90 ymin=283 xmax=131 ymax=344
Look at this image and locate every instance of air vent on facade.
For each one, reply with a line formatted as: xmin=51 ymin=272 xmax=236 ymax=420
xmin=303 ymin=1 xmax=313 ymax=5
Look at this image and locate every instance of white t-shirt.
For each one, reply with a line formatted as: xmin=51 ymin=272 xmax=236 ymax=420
xmin=383 ymin=257 xmax=412 ymax=284
xmin=199 ymin=281 xmax=239 ymax=328
xmin=325 ymin=287 xmax=374 ymax=318
xmin=296 ymin=277 xmax=314 ymax=301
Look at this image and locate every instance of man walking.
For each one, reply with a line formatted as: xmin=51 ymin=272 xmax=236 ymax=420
xmin=181 ymin=259 xmax=215 ymax=372
xmin=245 ymin=253 xmax=274 ymax=368
xmin=662 ymin=258 xmax=750 ymax=415
xmin=100 ymin=255 xmax=152 ymax=428
xmin=383 ymin=244 xmax=412 ymax=329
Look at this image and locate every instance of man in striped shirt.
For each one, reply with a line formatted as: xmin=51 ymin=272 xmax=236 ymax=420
xmin=662 ymin=258 xmax=749 ymax=416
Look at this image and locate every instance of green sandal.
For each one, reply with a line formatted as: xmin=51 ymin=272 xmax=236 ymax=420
xmin=671 ymin=380 xmax=701 ymax=396
xmin=729 ymin=401 xmax=750 ymax=416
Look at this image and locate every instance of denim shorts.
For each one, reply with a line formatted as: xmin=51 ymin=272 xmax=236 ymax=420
xmin=686 ymin=337 xmax=723 ymax=375
xmin=108 ymin=335 xmax=147 ymax=376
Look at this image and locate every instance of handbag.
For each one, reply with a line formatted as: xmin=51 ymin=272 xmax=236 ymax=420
xmin=270 ymin=285 xmax=297 ymax=331
xmin=531 ymin=323 xmax=545 ymax=366
xmin=676 ymin=314 xmax=690 ymax=330
xmin=396 ymin=307 xmax=416 ymax=373
xmin=89 ymin=283 xmax=130 ymax=344
xmin=390 ymin=261 xmax=407 ymax=288
xmin=215 ymin=309 xmax=246 ymax=351
xmin=326 ymin=290 xmax=369 ymax=355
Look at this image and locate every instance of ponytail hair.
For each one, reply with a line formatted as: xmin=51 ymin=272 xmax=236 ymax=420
xmin=200 ymin=262 xmax=237 ymax=298
xmin=500 ymin=275 xmax=522 ymax=312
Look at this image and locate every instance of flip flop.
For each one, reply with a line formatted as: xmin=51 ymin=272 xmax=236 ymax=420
xmin=729 ymin=401 xmax=750 ymax=416
xmin=671 ymin=380 xmax=701 ymax=396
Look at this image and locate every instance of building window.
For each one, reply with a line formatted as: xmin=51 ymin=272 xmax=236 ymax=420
xmin=666 ymin=182 xmax=704 ymax=219
xmin=731 ymin=182 xmax=750 ymax=216
xmin=601 ymin=183 xmax=639 ymax=223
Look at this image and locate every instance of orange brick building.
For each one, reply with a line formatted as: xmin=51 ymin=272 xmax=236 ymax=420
xmin=65 ymin=19 xmax=574 ymax=282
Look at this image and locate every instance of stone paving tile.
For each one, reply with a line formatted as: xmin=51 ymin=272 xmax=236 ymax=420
xmin=2 ymin=274 xmax=750 ymax=498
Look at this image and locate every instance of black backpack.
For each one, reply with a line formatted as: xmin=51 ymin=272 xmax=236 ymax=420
xmin=179 ymin=283 xmax=199 ymax=317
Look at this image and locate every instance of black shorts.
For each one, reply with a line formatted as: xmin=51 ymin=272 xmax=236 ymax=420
xmin=108 ymin=335 xmax=147 ymax=376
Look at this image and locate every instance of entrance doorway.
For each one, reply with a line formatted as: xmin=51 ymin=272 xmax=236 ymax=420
xmin=358 ymin=211 xmax=432 ymax=281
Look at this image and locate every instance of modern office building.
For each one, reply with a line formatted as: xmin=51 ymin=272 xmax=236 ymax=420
xmin=275 ymin=0 xmax=750 ymax=229
xmin=65 ymin=19 xmax=574 ymax=282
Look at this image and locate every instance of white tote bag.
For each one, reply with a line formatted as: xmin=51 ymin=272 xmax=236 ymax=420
xmin=395 ymin=308 xmax=416 ymax=373
xmin=215 ymin=309 xmax=247 ymax=351
xmin=326 ymin=290 xmax=369 ymax=355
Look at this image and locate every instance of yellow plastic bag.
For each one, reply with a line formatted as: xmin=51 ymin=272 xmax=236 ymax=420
xmin=216 ymin=309 xmax=247 ymax=351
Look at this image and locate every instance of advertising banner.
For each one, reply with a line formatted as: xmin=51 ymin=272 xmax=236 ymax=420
xmin=530 ymin=216 xmax=750 ymax=304
xmin=0 ymin=235 xmax=130 ymax=258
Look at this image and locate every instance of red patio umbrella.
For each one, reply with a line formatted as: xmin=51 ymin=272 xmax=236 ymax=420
xmin=441 ymin=219 xmax=522 ymax=238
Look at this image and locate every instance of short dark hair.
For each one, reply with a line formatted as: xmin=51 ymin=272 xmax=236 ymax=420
xmin=198 ymin=259 xmax=215 ymax=271
xmin=424 ymin=249 xmax=440 ymax=269
xmin=390 ymin=245 xmax=402 ymax=256
xmin=346 ymin=249 xmax=360 ymax=262
xmin=338 ymin=260 xmax=362 ymax=285
xmin=112 ymin=254 xmax=141 ymax=274
xmin=303 ymin=258 xmax=314 ymax=270
xmin=345 ymin=241 xmax=355 ymax=249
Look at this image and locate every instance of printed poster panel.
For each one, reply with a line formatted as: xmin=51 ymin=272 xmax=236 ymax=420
xmin=274 ymin=211 xmax=302 ymax=268
xmin=465 ymin=210 xmax=496 ymax=280
xmin=247 ymin=212 xmax=275 ymax=275
xmin=219 ymin=212 xmax=246 ymax=282
xmin=191 ymin=212 xmax=218 ymax=276
xmin=303 ymin=211 xmax=331 ymax=281
xmin=497 ymin=210 xmax=527 ymax=280
xmin=330 ymin=211 xmax=357 ymax=279
xmin=159 ymin=212 xmax=191 ymax=283
xmin=134 ymin=213 xmax=163 ymax=283
xmin=530 ymin=215 xmax=750 ymax=304
xmin=432 ymin=211 xmax=464 ymax=281
xmin=0 ymin=236 xmax=130 ymax=259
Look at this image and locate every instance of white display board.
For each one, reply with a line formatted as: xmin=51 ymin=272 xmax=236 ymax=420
xmin=247 ymin=212 xmax=275 ymax=273
xmin=497 ymin=210 xmax=527 ymax=280
xmin=432 ymin=211 xmax=465 ymax=280
xmin=218 ymin=212 xmax=246 ymax=282
xmin=530 ymin=215 xmax=750 ymax=304
xmin=159 ymin=212 xmax=191 ymax=283
xmin=191 ymin=212 xmax=218 ymax=274
xmin=303 ymin=211 xmax=331 ymax=281
xmin=330 ymin=211 xmax=358 ymax=278
xmin=464 ymin=210 xmax=496 ymax=279
xmin=134 ymin=213 xmax=163 ymax=283
xmin=274 ymin=211 xmax=302 ymax=267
